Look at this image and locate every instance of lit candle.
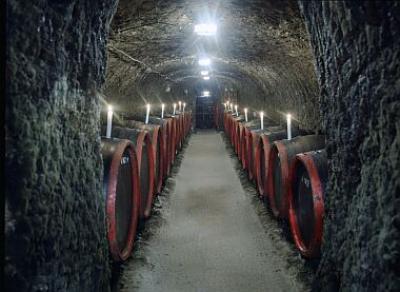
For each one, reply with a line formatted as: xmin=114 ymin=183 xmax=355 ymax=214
xmin=260 ymin=111 xmax=264 ymax=130
xmin=179 ymin=101 xmax=182 ymax=112
xmin=161 ymin=103 xmax=165 ymax=119
xmin=230 ymin=103 xmax=233 ymax=112
xmin=106 ymin=105 xmax=113 ymax=138
xmin=145 ymin=104 xmax=151 ymax=124
xmin=287 ymin=113 xmax=292 ymax=140
xmin=173 ymin=103 xmax=177 ymax=115
xmin=235 ymin=104 xmax=238 ymax=116
xmin=223 ymin=102 xmax=227 ymax=109
xmin=244 ymin=108 xmax=248 ymax=122
xmin=183 ymin=102 xmax=186 ymax=114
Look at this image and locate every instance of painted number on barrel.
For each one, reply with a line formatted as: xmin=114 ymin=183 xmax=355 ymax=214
xmin=301 ymin=176 xmax=310 ymax=188
xmin=121 ymin=156 xmax=130 ymax=165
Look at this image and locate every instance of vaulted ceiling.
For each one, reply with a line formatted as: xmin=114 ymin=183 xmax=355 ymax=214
xmin=103 ymin=0 xmax=320 ymax=131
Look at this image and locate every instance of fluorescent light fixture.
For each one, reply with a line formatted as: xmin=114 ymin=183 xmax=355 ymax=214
xmin=198 ymin=58 xmax=211 ymax=66
xmin=203 ymin=90 xmax=211 ymax=97
xmin=194 ymin=23 xmax=217 ymax=36
xmin=201 ymin=70 xmax=209 ymax=76
xmin=203 ymin=76 xmax=210 ymax=80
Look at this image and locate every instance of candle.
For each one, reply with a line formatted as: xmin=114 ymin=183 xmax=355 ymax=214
xmin=173 ymin=103 xmax=177 ymax=115
xmin=183 ymin=102 xmax=186 ymax=114
xmin=223 ymin=102 xmax=227 ymax=109
xmin=145 ymin=104 xmax=151 ymax=124
xmin=287 ymin=113 xmax=292 ymax=140
xmin=161 ymin=103 xmax=165 ymax=119
xmin=235 ymin=104 xmax=238 ymax=116
xmin=179 ymin=101 xmax=182 ymax=112
xmin=230 ymin=103 xmax=233 ymax=112
xmin=260 ymin=111 xmax=264 ymax=130
xmin=244 ymin=108 xmax=248 ymax=122
xmin=106 ymin=105 xmax=113 ymax=138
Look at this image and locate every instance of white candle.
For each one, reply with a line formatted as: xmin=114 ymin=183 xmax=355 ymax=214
xmin=173 ymin=103 xmax=177 ymax=115
xmin=183 ymin=102 xmax=186 ymax=114
xmin=161 ymin=103 xmax=165 ymax=119
xmin=287 ymin=113 xmax=292 ymax=140
xmin=244 ymin=108 xmax=248 ymax=122
xmin=178 ymin=101 xmax=182 ymax=112
xmin=106 ymin=105 xmax=113 ymax=138
xmin=223 ymin=102 xmax=227 ymax=109
xmin=235 ymin=104 xmax=238 ymax=116
xmin=230 ymin=103 xmax=233 ymax=112
xmin=145 ymin=104 xmax=151 ymax=124
xmin=260 ymin=111 xmax=264 ymax=130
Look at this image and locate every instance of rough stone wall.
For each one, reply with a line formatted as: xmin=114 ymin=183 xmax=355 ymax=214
xmin=299 ymin=1 xmax=400 ymax=291
xmin=5 ymin=1 xmax=118 ymax=291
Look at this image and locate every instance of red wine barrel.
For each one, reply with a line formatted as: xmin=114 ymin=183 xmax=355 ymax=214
xmin=147 ymin=116 xmax=171 ymax=184
xmin=240 ymin=119 xmax=263 ymax=169
xmin=124 ymin=120 xmax=164 ymax=195
xmin=255 ymin=128 xmax=302 ymax=197
xmin=267 ymin=135 xmax=325 ymax=219
xmin=164 ymin=114 xmax=179 ymax=161
xmin=112 ymin=127 xmax=155 ymax=219
xmin=183 ymin=112 xmax=191 ymax=137
xmin=245 ymin=120 xmax=278 ymax=181
xmin=288 ymin=149 xmax=327 ymax=258
xmin=101 ymin=137 xmax=140 ymax=261
xmin=231 ymin=115 xmax=245 ymax=154
xmin=224 ymin=112 xmax=234 ymax=140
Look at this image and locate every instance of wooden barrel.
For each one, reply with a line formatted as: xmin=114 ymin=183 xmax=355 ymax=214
xmin=164 ymin=114 xmax=179 ymax=162
xmin=245 ymin=119 xmax=278 ymax=181
xmin=267 ymin=135 xmax=325 ymax=218
xmin=288 ymin=149 xmax=327 ymax=258
xmin=112 ymin=127 xmax=155 ymax=219
xmin=240 ymin=119 xmax=261 ymax=170
xmin=255 ymin=128 xmax=302 ymax=197
xmin=184 ymin=112 xmax=192 ymax=137
xmin=231 ymin=116 xmax=245 ymax=154
xmin=124 ymin=120 xmax=164 ymax=195
xmin=101 ymin=137 xmax=140 ymax=261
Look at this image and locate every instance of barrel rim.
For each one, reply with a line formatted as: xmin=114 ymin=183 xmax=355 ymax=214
xmin=266 ymin=141 xmax=290 ymax=218
xmin=288 ymin=152 xmax=325 ymax=258
xmin=105 ymin=139 xmax=140 ymax=261
xmin=139 ymin=131 xmax=156 ymax=219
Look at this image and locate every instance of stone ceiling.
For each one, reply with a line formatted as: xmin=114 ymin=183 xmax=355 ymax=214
xmin=103 ymin=0 xmax=320 ymax=131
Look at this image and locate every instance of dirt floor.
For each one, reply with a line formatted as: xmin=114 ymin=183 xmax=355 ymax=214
xmin=112 ymin=130 xmax=314 ymax=292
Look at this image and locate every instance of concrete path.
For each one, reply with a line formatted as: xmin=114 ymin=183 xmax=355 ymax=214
xmin=117 ymin=130 xmax=306 ymax=292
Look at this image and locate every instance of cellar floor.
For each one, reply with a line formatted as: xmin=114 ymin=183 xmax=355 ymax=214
xmin=113 ymin=130 xmax=310 ymax=292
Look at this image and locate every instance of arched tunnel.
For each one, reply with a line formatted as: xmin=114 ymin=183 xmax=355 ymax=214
xmin=5 ymin=1 xmax=400 ymax=291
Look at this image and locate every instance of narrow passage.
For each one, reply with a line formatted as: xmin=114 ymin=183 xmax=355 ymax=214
xmin=117 ymin=130 xmax=307 ymax=292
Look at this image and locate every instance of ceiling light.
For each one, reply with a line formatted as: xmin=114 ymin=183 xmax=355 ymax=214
xmin=198 ymin=58 xmax=211 ymax=66
xmin=203 ymin=76 xmax=210 ymax=80
xmin=194 ymin=23 xmax=217 ymax=36
xmin=203 ymin=90 xmax=211 ymax=97
xmin=201 ymin=70 xmax=209 ymax=76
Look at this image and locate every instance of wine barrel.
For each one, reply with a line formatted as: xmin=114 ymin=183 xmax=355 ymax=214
xmin=231 ymin=115 xmax=245 ymax=154
xmin=267 ymin=135 xmax=325 ymax=218
xmin=245 ymin=119 xmax=278 ymax=181
xmin=101 ymin=137 xmax=140 ymax=261
xmin=255 ymin=128 xmax=302 ymax=197
xmin=112 ymin=127 xmax=155 ymax=219
xmin=288 ymin=149 xmax=327 ymax=258
xmin=185 ymin=112 xmax=192 ymax=137
xmin=240 ymin=119 xmax=264 ymax=170
xmin=124 ymin=120 xmax=164 ymax=195
xmin=164 ymin=114 xmax=179 ymax=161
